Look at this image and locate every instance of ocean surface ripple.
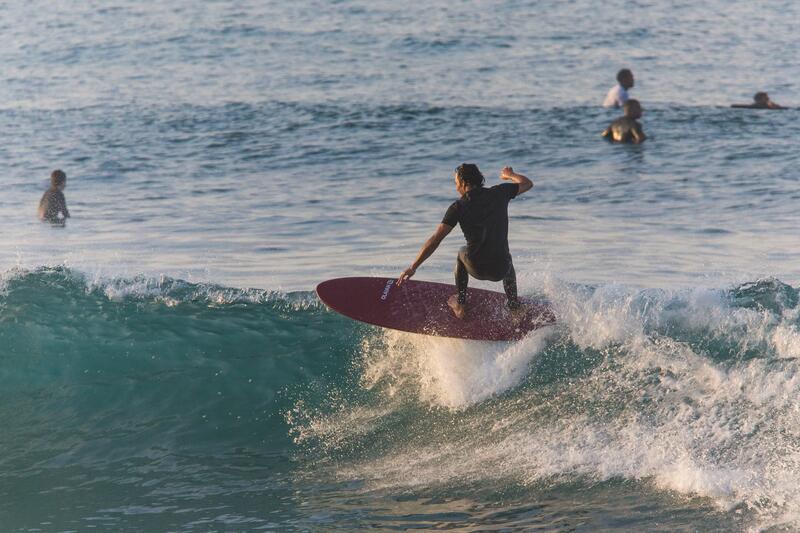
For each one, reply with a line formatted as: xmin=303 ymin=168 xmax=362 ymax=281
xmin=1 ymin=0 xmax=799 ymax=530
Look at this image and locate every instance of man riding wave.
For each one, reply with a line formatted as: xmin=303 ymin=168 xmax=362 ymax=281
xmin=397 ymin=164 xmax=533 ymax=319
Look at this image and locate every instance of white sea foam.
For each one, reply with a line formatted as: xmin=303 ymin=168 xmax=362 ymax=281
xmin=360 ymin=327 xmax=554 ymax=409
xmin=340 ymin=349 xmax=800 ymax=527
xmin=287 ymin=400 xmax=398 ymax=452
xmin=771 ymin=323 xmax=800 ymax=360
xmin=307 ymin=277 xmax=800 ymax=529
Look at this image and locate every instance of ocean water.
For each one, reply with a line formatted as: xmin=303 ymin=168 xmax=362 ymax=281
xmin=1 ymin=0 xmax=799 ymax=531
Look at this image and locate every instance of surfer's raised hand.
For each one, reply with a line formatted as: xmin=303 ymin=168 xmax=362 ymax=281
xmin=500 ymin=166 xmax=515 ymax=180
xmin=397 ymin=266 xmax=416 ymax=286
xmin=499 ymin=166 xmax=533 ymax=195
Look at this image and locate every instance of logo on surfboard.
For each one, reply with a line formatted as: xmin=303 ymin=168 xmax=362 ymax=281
xmin=380 ymin=279 xmax=394 ymax=301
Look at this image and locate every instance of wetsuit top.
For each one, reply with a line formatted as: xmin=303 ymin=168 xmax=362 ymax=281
xmin=442 ymin=183 xmax=518 ymax=273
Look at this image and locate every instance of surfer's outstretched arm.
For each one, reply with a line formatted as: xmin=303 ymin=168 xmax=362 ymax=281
xmin=500 ymin=167 xmax=533 ymax=195
xmin=397 ymin=223 xmax=454 ymax=285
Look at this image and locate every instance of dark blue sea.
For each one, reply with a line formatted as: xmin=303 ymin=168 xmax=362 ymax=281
xmin=1 ymin=1 xmax=799 ymax=531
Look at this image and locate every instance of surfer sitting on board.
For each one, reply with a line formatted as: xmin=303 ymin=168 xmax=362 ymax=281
xmin=397 ymin=163 xmax=533 ymax=319
xmin=601 ymin=99 xmax=647 ymax=144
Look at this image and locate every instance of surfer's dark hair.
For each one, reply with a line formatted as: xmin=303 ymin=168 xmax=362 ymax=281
xmin=616 ymin=68 xmax=632 ymax=83
xmin=50 ymin=169 xmax=66 ymax=187
xmin=455 ymin=163 xmax=484 ymax=188
xmin=623 ymin=98 xmax=641 ymax=115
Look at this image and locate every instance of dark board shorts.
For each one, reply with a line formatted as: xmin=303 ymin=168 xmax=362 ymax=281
xmin=458 ymin=246 xmax=512 ymax=282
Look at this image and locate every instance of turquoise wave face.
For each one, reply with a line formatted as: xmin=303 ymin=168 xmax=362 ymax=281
xmin=0 ymin=267 xmax=358 ymax=460
xmin=3 ymin=267 xmax=800 ymax=530
xmin=0 ymin=267 xmax=372 ymax=529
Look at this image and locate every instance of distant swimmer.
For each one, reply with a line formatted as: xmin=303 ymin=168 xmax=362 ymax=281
xmin=602 ymin=68 xmax=635 ymax=108
xmin=731 ymin=91 xmax=786 ymax=110
xmin=38 ymin=169 xmax=70 ymax=225
xmin=397 ymin=163 xmax=533 ymax=319
xmin=602 ymin=99 xmax=647 ymax=144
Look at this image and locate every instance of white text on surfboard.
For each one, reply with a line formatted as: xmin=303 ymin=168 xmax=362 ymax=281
xmin=380 ymin=279 xmax=394 ymax=301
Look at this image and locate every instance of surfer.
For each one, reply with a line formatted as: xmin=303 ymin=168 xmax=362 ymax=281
xmin=731 ymin=91 xmax=785 ymax=109
xmin=601 ymin=99 xmax=647 ymax=144
xmin=38 ymin=169 xmax=70 ymax=226
xmin=397 ymin=163 xmax=533 ymax=319
xmin=602 ymin=68 xmax=634 ymax=108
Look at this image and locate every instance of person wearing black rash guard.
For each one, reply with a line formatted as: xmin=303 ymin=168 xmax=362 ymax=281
xmin=397 ymin=163 xmax=533 ymax=319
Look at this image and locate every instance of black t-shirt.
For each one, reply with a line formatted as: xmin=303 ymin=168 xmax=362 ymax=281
xmin=442 ymin=183 xmax=518 ymax=270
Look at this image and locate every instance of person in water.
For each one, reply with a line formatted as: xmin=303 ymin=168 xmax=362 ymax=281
xmin=397 ymin=163 xmax=533 ymax=319
xmin=603 ymin=68 xmax=635 ymax=108
xmin=602 ymin=99 xmax=647 ymax=144
xmin=38 ymin=169 xmax=70 ymax=225
xmin=731 ymin=91 xmax=785 ymax=109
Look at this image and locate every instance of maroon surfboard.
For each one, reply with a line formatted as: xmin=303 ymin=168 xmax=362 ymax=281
xmin=316 ymin=277 xmax=556 ymax=341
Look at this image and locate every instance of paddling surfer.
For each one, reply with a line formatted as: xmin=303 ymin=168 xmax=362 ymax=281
xmin=397 ymin=164 xmax=533 ymax=319
xmin=731 ymin=91 xmax=785 ymax=110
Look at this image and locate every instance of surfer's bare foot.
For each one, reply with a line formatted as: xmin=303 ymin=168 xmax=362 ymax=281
xmin=508 ymin=303 xmax=526 ymax=325
xmin=447 ymin=294 xmax=467 ymax=319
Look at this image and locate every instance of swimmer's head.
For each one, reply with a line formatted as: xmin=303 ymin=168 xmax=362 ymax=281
xmin=454 ymin=163 xmax=484 ymax=192
xmin=753 ymin=92 xmax=769 ymax=105
xmin=623 ymin=99 xmax=642 ymax=118
xmin=50 ymin=169 xmax=66 ymax=189
xmin=617 ymin=69 xmax=634 ymax=89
